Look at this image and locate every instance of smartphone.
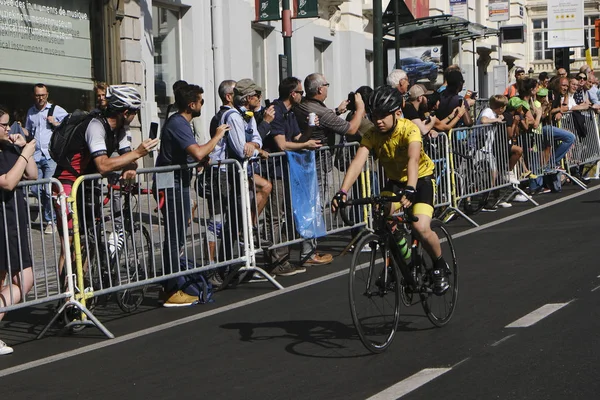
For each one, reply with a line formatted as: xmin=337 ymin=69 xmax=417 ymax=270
xmin=265 ymin=99 xmax=271 ymax=108
xmin=149 ymin=122 xmax=159 ymax=140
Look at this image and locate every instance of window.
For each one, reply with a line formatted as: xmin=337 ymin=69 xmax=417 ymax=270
xmin=532 ymin=19 xmax=553 ymax=61
xmin=252 ymin=26 xmax=269 ymax=93
xmin=152 ymin=5 xmax=181 ymax=118
xmin=314 ymin=39 xmax=332 ymax=76
xmin=580 ymin=16 xmax=599 ymax=58
xmin=533 ymin=17 xmax=599 ymax=61
xmin=366 ymin=51 xmax=374 ymax=88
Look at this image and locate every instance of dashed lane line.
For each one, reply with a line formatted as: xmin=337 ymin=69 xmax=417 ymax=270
xmin=366 ymin=368 xmax=452 ymax=400
xmin=505 ymin=301 xmax=574 ymax=328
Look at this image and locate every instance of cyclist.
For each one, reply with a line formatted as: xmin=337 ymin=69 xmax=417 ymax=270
xmin=331 ymin=85 xmax=450 ymax=295
xmin=55 ymin=85 xmax=159 ymax=276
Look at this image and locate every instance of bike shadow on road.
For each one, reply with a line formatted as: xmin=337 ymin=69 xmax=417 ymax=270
xmin=220 ymin=317 xmax=430 ymax=359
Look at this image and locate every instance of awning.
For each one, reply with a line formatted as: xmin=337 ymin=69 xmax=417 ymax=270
xmin=384 ymin=15 xmax=499 ymax=42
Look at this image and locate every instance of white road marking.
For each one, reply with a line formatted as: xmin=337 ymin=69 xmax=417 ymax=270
xmin=591 ymin=285 xmax=600 ymax=292
xmin=366 ymin=368 xmax=451 ymax=400
xmin=505 ymin=302 xmax=573 ymax=328
xmin=491 ymin=334 xmax=516 ymax=347
xmin=1 ymin=187 xmax=597 ymax=377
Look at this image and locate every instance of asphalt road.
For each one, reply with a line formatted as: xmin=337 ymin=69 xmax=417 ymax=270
xmin=1 ymin=183 xmax=600 ymax=399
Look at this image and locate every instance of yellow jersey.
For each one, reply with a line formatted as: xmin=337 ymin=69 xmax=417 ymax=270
xmin=361 ymin=118 xmax=434 ymax=182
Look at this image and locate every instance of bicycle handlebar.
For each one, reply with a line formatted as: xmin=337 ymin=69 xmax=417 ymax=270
xmin=103 ymin=183 xmax=165 ymax=211
xmin=338 ymin=193 xmax=419 ymax=227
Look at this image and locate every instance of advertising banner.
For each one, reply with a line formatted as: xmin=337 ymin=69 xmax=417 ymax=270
xmin=255 ymin=0 xmax=280 ymax=21
xmin=489 ymin=0 xmax=510 ymax=22
xmin=294 ymin=0 xmax=318 ymax=19
xmin=449 ymin=0 xmax=467 ymax=20
xmin=547 ymin=0 xmax=584 ymax=48
xmin=404 ymin=0 xmax=429 ymax=19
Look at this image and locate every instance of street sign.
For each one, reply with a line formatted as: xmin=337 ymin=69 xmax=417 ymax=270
xmin=489 ymin=0 xmax=510 ymax=22
xmin=547 ymin=0 xmax=584 ymax=48
xmin=449 ymin=0 xmax=468 ymax=20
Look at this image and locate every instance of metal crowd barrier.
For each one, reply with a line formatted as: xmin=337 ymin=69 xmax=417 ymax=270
xmin=442 ymin=123 xmax=537 ymax=227
xmin=558 ymin=110 xmax=600 ymax=188
xmin=0 ymin=178 xmax=81 ymax=339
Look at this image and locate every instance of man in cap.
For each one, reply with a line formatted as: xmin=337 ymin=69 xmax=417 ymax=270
xmin=403 ymin=84 xmax=438 ymax=136
xmin=504 ymin=67 xmax=526 ymax=98
xmin=209 ymin=78 xmax=273 ymax=253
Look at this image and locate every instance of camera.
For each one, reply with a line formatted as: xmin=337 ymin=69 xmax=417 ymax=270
xmin=347 ymin=91 xmax=356 ymax=112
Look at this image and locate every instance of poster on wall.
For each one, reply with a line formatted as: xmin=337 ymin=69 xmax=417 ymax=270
xmin=0 ymin=0 xmax=92 ymax=86
xmin=387 ymin=45 xmax=443 ymax=86
xmin=547 ymin=0 xmax=584 ymax=48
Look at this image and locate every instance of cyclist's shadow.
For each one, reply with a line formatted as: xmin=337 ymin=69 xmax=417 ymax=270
xmin=221 ymin=319 xmax=422 ymax=359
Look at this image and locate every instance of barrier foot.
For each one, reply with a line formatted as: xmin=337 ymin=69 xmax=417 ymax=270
xmin=513 ymin=186 xmax=540 ymax=207
xmin=238 ymin=265 xmax=285 ymax=290
xmin=37 ymin=299 xmax=114 ymax=340
xmin=438 ymin=206 xmax=479 ymax=227
xmin=563 ymin=172 xmax=587 ymax=190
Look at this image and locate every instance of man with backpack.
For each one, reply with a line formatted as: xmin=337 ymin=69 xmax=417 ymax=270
xmin=26 ymin=83 xmax=68 ymax=234
xmin=53 ymin=85 xmax=159 ymax=275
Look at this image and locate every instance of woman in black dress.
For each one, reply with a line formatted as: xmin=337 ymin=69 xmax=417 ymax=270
xmin=0 ymin=105 xmax=38 ymax=355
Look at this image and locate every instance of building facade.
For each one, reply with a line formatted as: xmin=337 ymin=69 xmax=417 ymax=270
xmin=1 ymin=0 xmax=599 ymax=150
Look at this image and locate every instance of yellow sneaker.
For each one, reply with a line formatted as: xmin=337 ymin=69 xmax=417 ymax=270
xmin=163 ymin=290 xmax=199 ymax=308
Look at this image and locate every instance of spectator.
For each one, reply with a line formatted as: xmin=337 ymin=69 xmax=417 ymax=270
xmin=294 ymin=73 xmax=365 ymax=266
xmin=504 ymin=96 xmax=527 ymax=184
xmin=539 ymin=85 xmax=575 ymax=172
xmin=504 ymin=67 xmax=526 ymax=98
xmin=344 ymin=86 xmax=375 ymax=138
xmin=579 ymin=64 xmax=594 ymax=79
xmin=386 ymin=69 xmax=410 ymax=96
xmin=404 ymin=84 xmax=438 ymax=137
xmin=0 ymin=104 xmax=38 ymax=355
xmin=538 ymin=72 xmax=550 ymax=89
xmin=568 ymin=76 xmax=590 ymax=110
xmin=574 ymin=72 xmax=593 ymax=108
xmin=165 ymin=80 xmax=189 ymax=119
xmin=26 ymin=83 xmax=68 ymax=235
xmin=155 ymin=84 xmax=227 ymax=306
xmin=556 ymin=68 xmax=568 ymax=79
xmin=585 ymin=74 xmax=600 ymax=108
xmin=93 ymin=82 xmax=108 ymax=113
xmin=262 ymin=77 xmax=322 ymax=276
xmin=8 ymin=109 xmax=30 ymax=139
xmin=250 ymin=92 xmax=275 ymax=140
xmin=434 ymin=70 xmax=473 ymax=132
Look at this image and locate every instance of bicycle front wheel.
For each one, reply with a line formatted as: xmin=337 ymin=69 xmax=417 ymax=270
xmin=420 ymin=219 xmax=458 ymax=327
xmin=115 ymin=226 xmax=152 ymax=313
xmin=348 ymin=233 xmax=400 ymax=353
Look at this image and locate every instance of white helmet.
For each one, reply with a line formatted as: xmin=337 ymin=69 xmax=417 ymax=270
xmin=106 ymin=85 xmax=142 ymax=111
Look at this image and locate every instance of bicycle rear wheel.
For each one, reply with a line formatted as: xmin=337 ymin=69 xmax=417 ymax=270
xmin=348 ymin=233 xmax=400 ymax=353
xmin=115 ymin=226 xmax=152 ymax=313
xmin=419 ymin=219 xmax=458 ymax=327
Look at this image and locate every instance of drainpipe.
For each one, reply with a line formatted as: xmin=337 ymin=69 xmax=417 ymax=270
xmin=211 ymin=0 xmax=224 ymax=113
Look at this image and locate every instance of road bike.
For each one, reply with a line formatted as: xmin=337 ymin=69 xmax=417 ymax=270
xmin=339 ymin=193 xmax=458 ymax=353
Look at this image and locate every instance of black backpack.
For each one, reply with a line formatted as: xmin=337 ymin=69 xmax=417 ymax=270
xmin=49 ymin=109 xmax=107 ymax=178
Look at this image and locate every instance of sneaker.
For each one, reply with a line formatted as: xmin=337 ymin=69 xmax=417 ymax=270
xmin=0 ymin=339 xmax=13 ymax=355
xmin=207 ymin=271 xmax=224 ymax=288
xmin=162 ymin=290 xmax=200 ymax=307
xmin=431 ymin=268 xmax=449 ymax=295
xmin=248 ymin=272 xmax=276 ymax=283
xmin=44 ymin=222 xmax=57 ymax=235
xmin=507 ymin=171 xmax=520 ymax=185
xmin=361 ymin=243 xmax=379 ymax=252
xmin=497 ymin=201 xmax=512 ymax=208
xmin=513 ymin=194 xmax=530 ymax=203
xmin=271 ymin=261 xmax=298 ymax=277
xmin=303 ymin=253 xmax=333 ymax=266
xmin=294 ymin=265 xmax=307 ymax=274
xmin=252 ymin=229 xmax=273 ymax=248
xmin=107 ymin=230 xmax=125 ymax=259
xmin=481 ymin=206 xmax=497 ymax=212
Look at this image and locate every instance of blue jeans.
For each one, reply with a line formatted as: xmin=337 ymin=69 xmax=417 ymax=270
xmin=32 ymin=157 xmax=57 ymax=223
xmin=161 ymin=185 xmax=191 ymax=291
xmin=542 ymin=125 xmax=575 ymax=167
